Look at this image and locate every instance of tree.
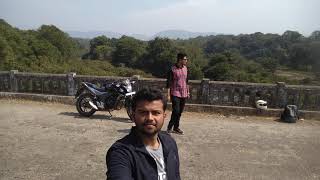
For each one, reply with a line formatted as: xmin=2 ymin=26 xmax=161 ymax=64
xmin=112 ymin=36 xmax=146 ymax=67
xmin=141 ymin=38 xmax=178 ymax=77
xmin=288 ymin=42 xmax=314 ymax=70
xmin=204 ymin=52 xmax=237 ymax=80
xmin=0 ymin=36 xmax=16 ymax=69
xmin=257 ymin=57 xmax=279 ymax=73
xmin=204 ymin=62 xmax=235 ymax=81
xmin=23 ymin=30 xmax=62 ymax=61
xmin=187 ymin=63 xmax=204 ymax=80
xmin=308 ymin=42 xmax=320 ymax=72
xmin=204 ymin=35 xmax=238 ymax=55
xmin=38 ymin=25 xmax=77 ymax=59
xmin=281 ymin=30 xmax=304 ymax=50
xmin=84 ymin=35 xmax=114 ymax=60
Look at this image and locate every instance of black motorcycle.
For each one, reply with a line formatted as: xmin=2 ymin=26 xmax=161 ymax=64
xmin=75 ymin=79 xmax=136 ymax=119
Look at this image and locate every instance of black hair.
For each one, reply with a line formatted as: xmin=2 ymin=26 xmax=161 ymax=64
xmin=177 ymin=53 xmax=187 ymax=62
xmin=131 ymin=88 xmax=167 ymax=111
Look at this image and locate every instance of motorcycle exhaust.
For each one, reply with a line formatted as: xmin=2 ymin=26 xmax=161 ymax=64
xmin=88 ymin=101 xmax=98 ymax=110
xmin=125 ymin=92 xmax=136 ymax=97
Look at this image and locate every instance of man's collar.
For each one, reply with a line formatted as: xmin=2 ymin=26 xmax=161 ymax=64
xmin=129 ymin=127 xmax=172 ymax=155
xmin=129 ymin=127 xmax=157 ymax=154
xmin=175 ymin=63 xmax=184 ymax=69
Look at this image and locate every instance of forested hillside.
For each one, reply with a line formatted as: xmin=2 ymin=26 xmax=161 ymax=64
xmin=1 ymin=19 xmax=319 ymax=85
xmin=0 ymin=20 xmax=150 ymax=77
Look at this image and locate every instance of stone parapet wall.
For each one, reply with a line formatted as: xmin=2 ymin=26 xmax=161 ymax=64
xmin=1 ymin=92 xmax=320 ymax=120
xmin=0 ymin=70 xmax=319 ymax=111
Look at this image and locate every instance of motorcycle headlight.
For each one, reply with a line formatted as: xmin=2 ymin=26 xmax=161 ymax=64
xmin=126 ymin=85 xmax=132 ymax=92
xmin=122 ymin=79 xmax=132 ymax=92
xmin=124 ymin=79 xmax=130 ymax=85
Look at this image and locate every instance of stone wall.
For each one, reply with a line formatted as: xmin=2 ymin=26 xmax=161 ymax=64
xmin=1 ymin=70 xmax=319 ymax=111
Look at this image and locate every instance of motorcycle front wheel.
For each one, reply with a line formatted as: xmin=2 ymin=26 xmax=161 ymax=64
xmin=76 ymin=93 xmax=96 ymax=117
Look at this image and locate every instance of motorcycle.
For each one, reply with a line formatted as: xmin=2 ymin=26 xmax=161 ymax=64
xmin=75 ymin=79 xmax=136 ymax=119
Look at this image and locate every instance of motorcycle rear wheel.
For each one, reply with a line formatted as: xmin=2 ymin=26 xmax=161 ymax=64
xmin=76 ymin=93 xmax=96 ymax=117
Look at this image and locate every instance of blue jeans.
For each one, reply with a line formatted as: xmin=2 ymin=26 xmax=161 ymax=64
xmin=167 ymin=96 xmax=186 ymax=130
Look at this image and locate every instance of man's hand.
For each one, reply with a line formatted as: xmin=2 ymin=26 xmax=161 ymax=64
xmin=167 ymin=94 xmax=171 ymax=102
xmin=187 ymin=85 xmax=190 ymax=98
xmin=167 ymin=89 xmax=171 ymax=102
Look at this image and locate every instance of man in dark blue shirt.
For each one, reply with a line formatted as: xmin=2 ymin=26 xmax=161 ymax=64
xmin=106 ymin=88 xmax=181 ymax=180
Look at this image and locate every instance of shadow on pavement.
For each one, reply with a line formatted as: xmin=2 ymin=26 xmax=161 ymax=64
xmin=59 ymin=112 xmax=132 ymax=123
xmin=117 ymin=129 xmax=131 ymax=134
xmin=273 ymin=118 xmax=298 ymax=124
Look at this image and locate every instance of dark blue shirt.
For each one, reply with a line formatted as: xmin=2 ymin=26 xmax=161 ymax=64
xmin=106 ymin=127 xmax=181 ymax=180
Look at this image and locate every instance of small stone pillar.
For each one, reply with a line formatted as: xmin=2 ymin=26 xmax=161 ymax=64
xmin=200 ymin=78 xmax=210 ymax=104
xmin=276 ymin=82 xmax=287 ymax=108
xmin=9 ymin=70 xmax=18 ymax=92
xmin=131 ymin=75 xmax=140 ymax=91
xmin=67 ymin=72 xmax=76 ymax=96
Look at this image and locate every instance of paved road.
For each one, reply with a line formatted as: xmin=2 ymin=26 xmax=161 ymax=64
xmin=0 ymin=99 xmax=320 ymax=180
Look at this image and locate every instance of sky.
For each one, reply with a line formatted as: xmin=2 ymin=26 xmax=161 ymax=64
xmin=0 ymin=0 xmax=319 ymax=36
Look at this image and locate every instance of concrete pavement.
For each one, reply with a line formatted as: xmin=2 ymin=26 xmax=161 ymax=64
xmin=0 ymin=99 xmax=320 ymax=180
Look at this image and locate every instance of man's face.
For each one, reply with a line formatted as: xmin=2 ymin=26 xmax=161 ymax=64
xmin=132 ymin=100 xmax=166 ymax=136
xmin=181 ymin=56 xmax=188 ymax=66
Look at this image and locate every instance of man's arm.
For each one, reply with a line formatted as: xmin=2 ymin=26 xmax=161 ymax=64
xmin=106 ymin=147 xmax=134 ymax=180
xmin=166 ymin=69 xmax=173 ymax=101
xmin=174 ymin=140 xmax=181 ymax=180
xmin=186 ymin=67 xmax=190 ymax=98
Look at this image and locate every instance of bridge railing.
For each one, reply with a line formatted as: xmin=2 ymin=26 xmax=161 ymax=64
xmin=1 ymin=70 xmax=319 ymax=111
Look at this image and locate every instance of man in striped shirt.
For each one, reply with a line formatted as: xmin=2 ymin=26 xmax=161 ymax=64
xmin=166 ymin=53 xmax=189 ymax=135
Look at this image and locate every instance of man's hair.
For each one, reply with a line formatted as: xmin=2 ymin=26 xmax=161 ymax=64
xmin=131 ymin=88 xmax=167 ymax=111
xmin=177 ymin=53 xmax=187 ymax=62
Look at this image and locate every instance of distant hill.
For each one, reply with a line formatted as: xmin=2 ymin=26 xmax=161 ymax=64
xmin=152 ymin=30 xmax=217 ymax=39
xmin=129 ymin=34 xmax=150 ymax=41
xmin=67 ymin=31 xmax=122 ymax=39
xmin=67 ymin=30 xmax=217 ymax=40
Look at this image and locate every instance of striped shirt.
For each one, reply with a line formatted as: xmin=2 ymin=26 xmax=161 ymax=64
xmin=166 ymin=64 xmax=189 ymax=98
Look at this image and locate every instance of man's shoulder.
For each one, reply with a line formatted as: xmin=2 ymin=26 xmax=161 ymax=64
xmin=107 ymin=134 xmax=135 ymax=157
xmin=169 ymin=65 xmax=175 ymax=72
xmin=159 ymin=131 xmax=173 ymax=139
xmin=110 ymin=133 xmax=135 ymax=149
xmin=159 ymin=131 xmax=177 ymax=146
xmin=171 ymin=64 xmax=187 ymax=71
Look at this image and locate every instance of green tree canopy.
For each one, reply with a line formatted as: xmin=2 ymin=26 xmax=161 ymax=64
xmin=140 ymin=37 xmax=178 ymax=77
xmin=38 ymin=25 xmax=77 ymax=59
xmin=83 ymin=35 xmax=114 ymax=60
xmin=112 ymin=36 xmax=146 ymax=67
